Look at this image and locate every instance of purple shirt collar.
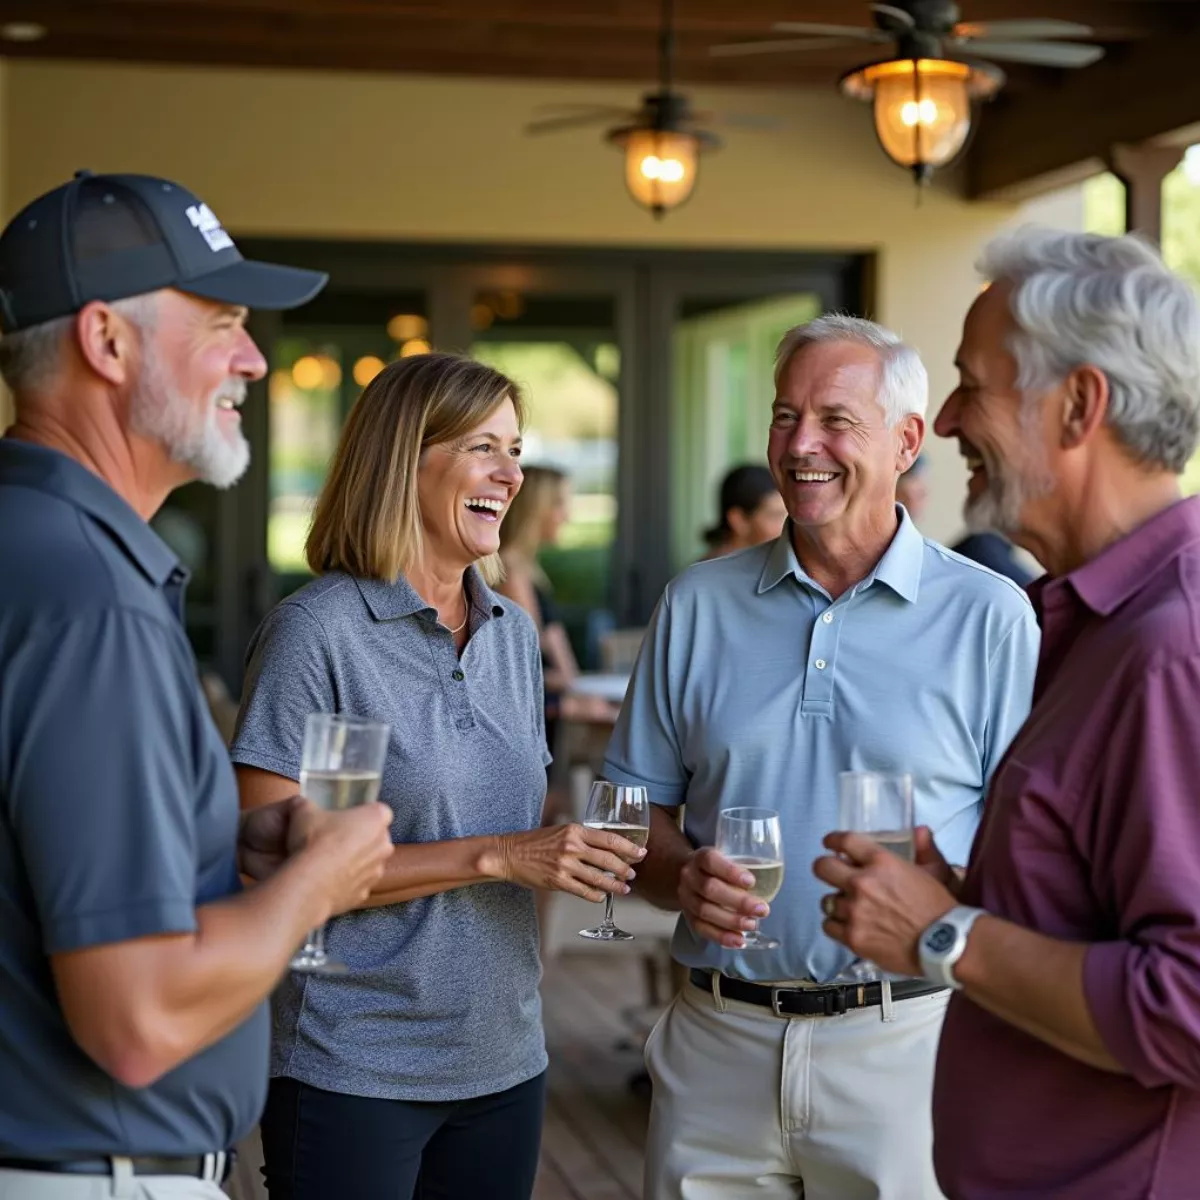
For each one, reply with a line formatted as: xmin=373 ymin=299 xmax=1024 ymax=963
xmin=1031 ymin=495 xmax=1200 ymax=619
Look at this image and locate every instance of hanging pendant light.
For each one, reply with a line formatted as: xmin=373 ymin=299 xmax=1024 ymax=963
xmin=605 ymin=0 xmax=720 ymax=219
xmin=607 ymin=100 xmax=718 ymax=218
xmin=841 ymin=56 xmax=1003 ymax=185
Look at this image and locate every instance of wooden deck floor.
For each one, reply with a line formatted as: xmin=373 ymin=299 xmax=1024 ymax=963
xmin=534 ymin=948 xmax=660 ymax=1200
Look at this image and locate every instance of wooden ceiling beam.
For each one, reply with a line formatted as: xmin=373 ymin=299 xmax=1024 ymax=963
xmin=8 ymin=0 xmax=1185 ymax=38
xmin=966 ymin=23 xmax=1200 ymax=199
xmin=0 ymin=34 xmax=870 ymax=88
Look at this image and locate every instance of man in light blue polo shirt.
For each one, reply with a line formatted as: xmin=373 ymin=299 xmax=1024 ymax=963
xmin=605 ymin=315 xmax=1038 ymax=1200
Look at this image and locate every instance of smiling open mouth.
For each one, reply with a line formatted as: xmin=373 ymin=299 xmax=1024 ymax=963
xmin=791 ymin=470 xmax=839 ymax=484
xmin=464 ymin=497 xmax=504 ymax=522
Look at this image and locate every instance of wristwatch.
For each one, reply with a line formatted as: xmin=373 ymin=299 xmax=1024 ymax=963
xmin=918 ymin=905 xmax=986 ymax=990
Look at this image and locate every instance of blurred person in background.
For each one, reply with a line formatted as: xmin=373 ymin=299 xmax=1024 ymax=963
xmin=700 ymin=463 xmax=788 ymax=559
xmin=896 ymin=452 xmax=930 ymax=523
xmin=499 ymin=463 xmax=618 ymax=754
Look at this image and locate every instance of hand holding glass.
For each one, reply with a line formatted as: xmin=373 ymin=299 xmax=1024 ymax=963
xmin=715 ymin=807 xmax=785 ymax=950
xmin=830 ymin=770 xmax=914 ymax=981
xmin=578 ymin=781 xmax=650 ymax=942
xmin=291 ymin=713 xmax=391 ymax=974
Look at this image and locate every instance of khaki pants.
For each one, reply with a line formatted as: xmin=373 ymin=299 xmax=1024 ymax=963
xmin=643 ymin=978 xmax=950 ymax=1200
xmin=0 ymin=1166 xmax=226 ymax=1200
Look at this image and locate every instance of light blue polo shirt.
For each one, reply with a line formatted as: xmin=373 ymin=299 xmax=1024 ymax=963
xmin=604 ymin=509 xmax=1039 ymax=983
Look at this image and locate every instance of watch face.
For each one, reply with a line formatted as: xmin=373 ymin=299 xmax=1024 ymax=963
xmin=926 ymin=923 xmax=957 ymax=954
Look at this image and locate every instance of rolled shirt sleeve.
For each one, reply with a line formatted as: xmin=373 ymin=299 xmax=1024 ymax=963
xmin=1083 ymin=654 xmax=1200 ymax=1089
xmin=7 ymin=611 xmax=202 ymax=954
xmin=602 ymin=588 xmax=689 ymax=808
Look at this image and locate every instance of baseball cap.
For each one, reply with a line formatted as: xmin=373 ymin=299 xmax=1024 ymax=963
xmin=0 ymin=170 xmax=328 ymax=332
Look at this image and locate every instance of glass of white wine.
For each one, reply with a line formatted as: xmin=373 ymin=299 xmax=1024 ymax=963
xmin=291 ymin=712 xmax=391 ymax=975
xmin=831 ymin=770 xmax=915 ymax=982
xmin=716 ymin=807 xmax=785 ymax=951
xmin=578 ymin=781 xmax=650 ymax=942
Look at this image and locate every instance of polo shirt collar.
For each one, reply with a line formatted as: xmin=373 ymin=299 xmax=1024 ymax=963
xmin=757 ymin=505 xmax=924 ymax=604
xmin=1052 ymin=495 xmax=1200 ymax=618
xmin=0 ymin=438 xmax=180 ymax=587
xmin=355 ymin=563 xmax=506 ymax=623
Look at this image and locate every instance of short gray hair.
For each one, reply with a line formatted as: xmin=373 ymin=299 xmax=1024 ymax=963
xmin=0 ymin=293 xmax=160 ymax=397
xmin=979 ymin=227 xmax=1200 ymax=474
xmin=774 ymin=314 xmax=928 ymax=427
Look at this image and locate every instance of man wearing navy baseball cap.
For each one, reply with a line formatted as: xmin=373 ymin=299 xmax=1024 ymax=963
xmin=0 ymin=172 xmax=394 ymax=1198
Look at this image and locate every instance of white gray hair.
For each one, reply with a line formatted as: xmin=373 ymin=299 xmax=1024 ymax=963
xmin=979 ymin=227 xmax=1200 ymax=474
xmin=0 ymin=293 xmax=160 ymax=397
xmin=774 ymin=313 xmax=928 ymax=427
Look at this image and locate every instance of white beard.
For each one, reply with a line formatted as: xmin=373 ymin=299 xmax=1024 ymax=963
xmin=130 ymin=343 xmax=251 ymax=489
xmin=964 ymin=401 xmax=1055 ymax=535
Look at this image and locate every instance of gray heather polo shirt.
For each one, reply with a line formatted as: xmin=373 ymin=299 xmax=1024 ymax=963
xmin=0 ymin=439 xmax=269 ymax=1157
xmin=231 ymin=567 xmax=550 ymax=1101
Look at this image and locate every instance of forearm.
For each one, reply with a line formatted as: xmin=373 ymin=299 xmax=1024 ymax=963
xmin=70 ymin=853 xmax=336 ymax=1087
xmin=633 ymin=806 xmax=691 ymax=910
xmin=356 ymin=836 xmax=502 ymax=908
xmin=955 ymin=915 xmax=1124 ymax=1074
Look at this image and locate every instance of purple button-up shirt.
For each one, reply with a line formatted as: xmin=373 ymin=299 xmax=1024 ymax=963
xmin=934 ymin=497 xmax=1200 ymax=1199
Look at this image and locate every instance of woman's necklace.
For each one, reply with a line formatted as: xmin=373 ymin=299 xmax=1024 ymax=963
xmin=442 ymin=588 xmax=470 ymax=635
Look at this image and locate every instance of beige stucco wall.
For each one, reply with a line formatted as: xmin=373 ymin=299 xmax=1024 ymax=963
xmin=6 ymin=59 xmax=1083 ymax=542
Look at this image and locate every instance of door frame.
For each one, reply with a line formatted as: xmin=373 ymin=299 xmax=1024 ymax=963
xmin=214 ymin=239 xmax=869 ymax=690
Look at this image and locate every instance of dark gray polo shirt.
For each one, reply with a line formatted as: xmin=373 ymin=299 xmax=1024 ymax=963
xmin=0 ymin=439 xmax=269 ymax=1157
xmin=231 ymin=568 xmax=550 ymax=1101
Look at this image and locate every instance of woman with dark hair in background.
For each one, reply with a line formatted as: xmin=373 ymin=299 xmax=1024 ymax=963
xmin=701 ymin=463 xmax=788 ymax=559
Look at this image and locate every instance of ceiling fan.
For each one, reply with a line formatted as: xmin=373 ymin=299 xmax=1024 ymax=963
xmin=710 ymin=1 xmax=1105 ymax=183
xmin=526 ymin=0 xmax=765 ymax=218
xmin=710 ymin=1 xmax=1105 ymax=70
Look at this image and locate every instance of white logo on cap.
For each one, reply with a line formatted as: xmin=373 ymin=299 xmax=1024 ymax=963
xmin=185 ymin=203 xmax=234 ymax=253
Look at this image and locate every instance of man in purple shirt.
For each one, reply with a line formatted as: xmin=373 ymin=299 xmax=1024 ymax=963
xmin=813 ymin=227 xmax=1200 ymax=1198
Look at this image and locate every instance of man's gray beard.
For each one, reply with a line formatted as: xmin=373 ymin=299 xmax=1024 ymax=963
xmin=964 ymin=398 xmax=1055 ymax=536
xmin=129 ymin=343 xmax=251 ymax=489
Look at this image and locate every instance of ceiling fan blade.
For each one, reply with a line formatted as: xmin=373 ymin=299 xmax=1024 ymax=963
xmin=965 ymin=39 xmax=1105 ymax=68
xmin=527 ymin=103 xmax=632 ymax=116
xmin=524 ymin=111 xmax=632 ymax=135
xmin=709 ymin=35 xmax=863 ymax=58
xmin=770 ymin=22 xmax=882 ymax=38
xmin=955 ymin=20 xmax=1094 ymax=41
xmin=869 ymin=3 xmax=917 ymax=28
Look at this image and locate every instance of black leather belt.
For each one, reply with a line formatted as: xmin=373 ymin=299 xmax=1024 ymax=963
xmin=0 ymin=1152 xmax=234 ymax=1183
xmin=690 ymin=968 xmax=945 ymax=1017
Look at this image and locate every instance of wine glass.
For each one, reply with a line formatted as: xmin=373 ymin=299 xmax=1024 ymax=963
xmin=715 ymin=807 xmax=784 ymax=951
xmin=578 ymin=781 xmax=650 ymax=942
xmin=291 ymin=713 xmax=391 ymax=974
xmin=829 ymin=770 xmax=914 ymax=982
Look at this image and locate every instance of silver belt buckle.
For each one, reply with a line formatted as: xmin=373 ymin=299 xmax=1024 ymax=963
xmin=201 ymin=1152 xmax=226 ymax=1183
xmin=770 ymin=982 xmax=866 ymax=1019
xmin=769 ymin=986 xmax=789 ymax=1019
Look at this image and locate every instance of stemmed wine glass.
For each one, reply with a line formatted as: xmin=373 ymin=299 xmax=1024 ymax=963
xmin=291 ymin=713 xmax=391 ymax=974
xmin=829 ymin=770 xmax=914 ymax=982
xmin=715 ymin=807 xmax=785 ymax=950
xmin=578 ymin=781 xmax=650 ymax=942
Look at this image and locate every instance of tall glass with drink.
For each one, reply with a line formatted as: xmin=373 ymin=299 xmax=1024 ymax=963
xmin=291 ymin=713 xmax=391 ymax=975
xmin=716 ymin=807 xmax=785 ymax=950
xmin=830 ymin=770 xmax=914 ymax=980
xmin=578 ymin=780 xmax=650 ymax=942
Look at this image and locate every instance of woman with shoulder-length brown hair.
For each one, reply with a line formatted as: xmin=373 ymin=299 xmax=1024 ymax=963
xmin=230 ymin=353 xmax=645 ymax=1200
xmin=498 ymin=465 xmax=616 ymax=753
